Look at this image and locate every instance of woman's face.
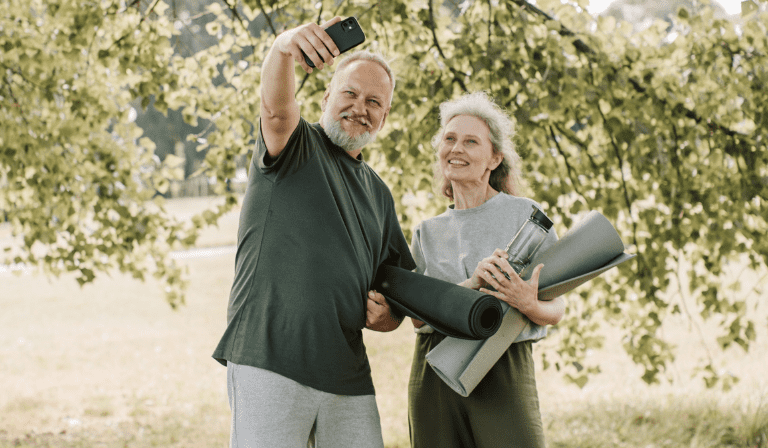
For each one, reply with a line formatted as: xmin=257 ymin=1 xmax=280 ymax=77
xmin=438 ymin=115 xmax=502 ymax=187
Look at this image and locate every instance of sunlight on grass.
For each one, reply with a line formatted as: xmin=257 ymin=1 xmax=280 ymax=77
xmin=546 ymin=394 xmax=768 ymax=448
xmin=1 ymin=197 xmax=766 ymax=448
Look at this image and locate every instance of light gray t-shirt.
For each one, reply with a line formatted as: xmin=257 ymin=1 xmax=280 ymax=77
xmin=411 ymin=193 xmax=558 ymax=342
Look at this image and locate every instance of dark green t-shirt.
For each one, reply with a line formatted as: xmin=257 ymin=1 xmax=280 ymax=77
xmin=212 ymin=118 xmax=416 ymax=396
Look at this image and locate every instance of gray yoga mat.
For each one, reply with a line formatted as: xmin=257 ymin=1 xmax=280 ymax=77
xmin=371 ymin=265 xmax=504 ymax=340
xmin=426 ymin=210 xmax=636 ymax=397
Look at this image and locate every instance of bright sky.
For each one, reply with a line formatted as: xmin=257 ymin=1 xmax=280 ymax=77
xmin=586 ymin=0 xmax=743 ymax=14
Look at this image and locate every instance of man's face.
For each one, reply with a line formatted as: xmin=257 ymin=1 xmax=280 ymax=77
xmin=320 ymin=60 xmax=392 ymax=144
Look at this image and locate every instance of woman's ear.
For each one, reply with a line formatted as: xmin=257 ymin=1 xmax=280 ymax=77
xmin=490 ymin=152 xmax=503 ymax=171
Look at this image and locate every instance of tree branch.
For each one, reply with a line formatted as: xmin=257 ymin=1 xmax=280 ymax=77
xmin=331 ymin=0 xmax=348 ymax=18
xmin=552 ymin=123 xmax=600 ymax=172
xmin=548 ymin=125 xmax=586 ymax=199
xmin=296 ymin=4 xmax=325 ymax=95
xmin=668 ymin=125 xmax=719 ymax=363
xmin=506 ymin=0 xmax=750 ymax=145
xmin=2 ymin=76 xmax=30 ymax=126
xmin=255 ymin=0 xmax=277 ymax=35
xmin=675 ymin=250 xmax=716 ymax=366
xmin=597 ymin=106 xmax=640 ymax=254
xmin=222 ymin=0 xmax=257 ymax=55
xmin=376 ymin=2 xmax=391 ymax=52
xmin=357 ymin=2 xmax=380 ymax=20
xmin=487 ymin=0 xmax=492 ymax=92
xmin=508 ymin=0 xmax=594 ymax=54
xmin=428 ymin=0 xmax=468 ymax=92
xmin=109 ymin=0 xmax=163 ymax=50
xmin=670 ymin=123 xmax=686 ymax=231
xmin=1 ymin=62 xmax=46 ymax=93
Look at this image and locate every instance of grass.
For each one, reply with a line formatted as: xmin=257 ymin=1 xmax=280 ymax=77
xmin=1 ymin=196 xmax=766 ymax=448
xmin=545 ymin=395 xmax=768 ymax=448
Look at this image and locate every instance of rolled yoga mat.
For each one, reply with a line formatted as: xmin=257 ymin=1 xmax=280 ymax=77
xmin=425 ymin=210 xmax=636 ymax=396
xmin=371 ymin=265 xmax=504 ymax=340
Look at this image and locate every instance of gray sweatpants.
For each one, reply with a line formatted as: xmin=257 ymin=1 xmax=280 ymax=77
xmin=227 ymin=362 xmax=385 ymax=448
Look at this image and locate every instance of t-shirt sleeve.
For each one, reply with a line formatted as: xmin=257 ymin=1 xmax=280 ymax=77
xmin=410 ymin=225 xmax=426 ymax=275
xmin=254 ymin=117 xmax=314 ymax=180
xmin=381 ymin=202 xmax=417 ymax=272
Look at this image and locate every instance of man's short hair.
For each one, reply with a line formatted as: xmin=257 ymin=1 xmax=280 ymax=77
xmin=331 ymin=51 xmax=396 ymax=106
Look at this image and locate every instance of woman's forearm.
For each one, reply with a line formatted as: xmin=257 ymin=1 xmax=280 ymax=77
xmin=459 ymin=277 xmax=481 ymax=290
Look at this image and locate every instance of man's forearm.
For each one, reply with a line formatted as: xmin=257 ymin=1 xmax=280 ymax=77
xmin=260 ymin=41 xmax=299 ymax=123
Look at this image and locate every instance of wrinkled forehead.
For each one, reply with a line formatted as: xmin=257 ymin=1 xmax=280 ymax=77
xmin=332 ymin=60 xmax=393 ymax=101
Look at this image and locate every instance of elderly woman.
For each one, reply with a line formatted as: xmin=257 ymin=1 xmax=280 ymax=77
xmin=407 ymin=92 xmax=566 ymax=448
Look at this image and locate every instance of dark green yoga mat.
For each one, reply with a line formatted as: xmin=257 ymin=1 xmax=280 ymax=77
xmin=372 ymin=265 xmax=503 ymax=340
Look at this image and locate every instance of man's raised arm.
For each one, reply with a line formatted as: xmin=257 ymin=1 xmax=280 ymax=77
xmin=260 ymin=17 xmax=342 ymax=157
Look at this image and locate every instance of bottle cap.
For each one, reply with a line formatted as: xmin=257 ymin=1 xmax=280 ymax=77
xmin=529 ymin=206 xmax=553 ymax=230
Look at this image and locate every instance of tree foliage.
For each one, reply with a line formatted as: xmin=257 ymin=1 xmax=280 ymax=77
xmin=2 ymin=0 xmax=766 ymax=388
xmin=602 ymin=0 xmax=731 ymax=32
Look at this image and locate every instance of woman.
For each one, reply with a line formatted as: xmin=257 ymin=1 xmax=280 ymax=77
xmin=407 ymin=92 xmax=566 ymax=448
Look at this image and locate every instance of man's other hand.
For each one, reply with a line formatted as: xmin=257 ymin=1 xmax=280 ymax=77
xmin=365 ymin=290 xmax=402 ymax=332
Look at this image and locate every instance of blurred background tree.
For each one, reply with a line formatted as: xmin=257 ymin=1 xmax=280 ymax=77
xmin=1 ymin=0 xmax=766 ymax=388
xmin=601 ymin=0 xmax=731 ymax=31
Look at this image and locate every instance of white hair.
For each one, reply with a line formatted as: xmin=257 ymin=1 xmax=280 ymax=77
xmin=330 ymin=50 xmax=396 ymax=105
xmin=432 ymin=91 xmax=522 ymax=198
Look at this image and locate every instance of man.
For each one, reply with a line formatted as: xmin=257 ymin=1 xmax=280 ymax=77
xmin=212 ymin=17 xmax=415 ymax=448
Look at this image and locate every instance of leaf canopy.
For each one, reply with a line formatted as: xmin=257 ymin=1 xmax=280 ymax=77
xmin=2 ymin=0 xmax=766 ymax=388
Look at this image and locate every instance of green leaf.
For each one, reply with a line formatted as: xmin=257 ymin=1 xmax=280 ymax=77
xmin=741 ymin=0 xmax=758 ymax=16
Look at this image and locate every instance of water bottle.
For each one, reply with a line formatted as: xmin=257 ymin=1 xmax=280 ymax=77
xmin=505 ymin=206 xmax=553 ymax=274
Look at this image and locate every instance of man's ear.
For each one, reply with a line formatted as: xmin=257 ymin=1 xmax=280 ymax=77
xmin=380 ymin=106 xmax=390 ymax=129
xmin=321 ymin=89 xmax=330 ymax=111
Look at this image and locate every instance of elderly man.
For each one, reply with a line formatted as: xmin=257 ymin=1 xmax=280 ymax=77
xmin=212 ymin=17 xmax=415 ymax=448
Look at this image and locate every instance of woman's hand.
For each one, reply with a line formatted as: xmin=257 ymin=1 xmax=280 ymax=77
xmin=473 ymin=248 xmax=543 ymax=317
xmin=465 ymin=249 xmax=504 ymax=290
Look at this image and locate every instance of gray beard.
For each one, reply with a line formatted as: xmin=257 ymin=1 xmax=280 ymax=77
xmin=320 ymin=113 xmax=376 ymax=153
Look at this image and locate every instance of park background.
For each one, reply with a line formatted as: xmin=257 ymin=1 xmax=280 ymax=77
xmin=2 ymin=0 xmax=767 ymax=446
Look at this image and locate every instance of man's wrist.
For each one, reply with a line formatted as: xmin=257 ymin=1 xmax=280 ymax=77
xmin=388 ymin=308 xmax=404 ymax=324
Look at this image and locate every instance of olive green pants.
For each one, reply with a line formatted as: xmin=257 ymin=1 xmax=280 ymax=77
xmin=408 ymin=333 xmax=545 ymax=448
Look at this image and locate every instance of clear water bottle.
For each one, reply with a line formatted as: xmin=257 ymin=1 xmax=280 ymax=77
xmin=505 ymin=206 xmax=554 ymax=274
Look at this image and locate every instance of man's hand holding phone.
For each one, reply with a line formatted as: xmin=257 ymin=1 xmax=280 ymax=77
xmin=274 ymin=17 xmax=343 ymax=73
xmin=274 ymin=16 xmax=366 ymax=73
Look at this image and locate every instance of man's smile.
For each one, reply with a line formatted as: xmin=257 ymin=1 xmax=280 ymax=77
xmin=342 ymin=114 xmax=369 ymax=127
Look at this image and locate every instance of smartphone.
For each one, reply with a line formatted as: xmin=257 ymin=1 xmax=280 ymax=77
xmin=303 ymin=17 xmax=366 ymax=68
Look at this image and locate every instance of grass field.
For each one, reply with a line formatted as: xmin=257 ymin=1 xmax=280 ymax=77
xmin=1 ymin=197 xmax=766 ymax=447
